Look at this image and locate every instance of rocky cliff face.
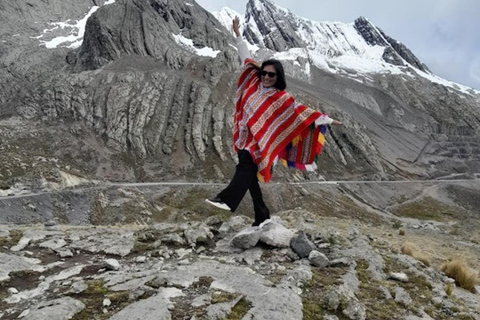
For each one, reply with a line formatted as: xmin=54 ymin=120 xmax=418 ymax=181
xmin=0 ymin=0 xmax=479 ymax=194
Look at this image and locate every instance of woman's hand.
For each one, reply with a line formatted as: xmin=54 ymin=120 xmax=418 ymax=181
xmin=232 ymin=16 xmax=241 ymax=37
xmin=331 ymin=119 xmax=342 ymax=125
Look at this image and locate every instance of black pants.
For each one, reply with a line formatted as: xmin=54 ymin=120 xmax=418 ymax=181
xmin=217 ymin=150 xmax=270 ymax=226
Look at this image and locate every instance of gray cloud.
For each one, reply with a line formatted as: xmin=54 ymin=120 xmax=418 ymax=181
xmin=196 ymin=0 xmax=480 ymax=89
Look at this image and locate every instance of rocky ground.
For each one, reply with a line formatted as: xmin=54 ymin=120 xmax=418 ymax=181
xmin=1 ymin=198 xmax=480 ymax=320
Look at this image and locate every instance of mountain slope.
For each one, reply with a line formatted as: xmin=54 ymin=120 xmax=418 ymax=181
xmin=0 ymin=0 xmax=479 ymax=195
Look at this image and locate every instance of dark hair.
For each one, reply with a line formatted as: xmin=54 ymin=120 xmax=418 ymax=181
xmin=259 ymin=59 xmax=286 ymax=91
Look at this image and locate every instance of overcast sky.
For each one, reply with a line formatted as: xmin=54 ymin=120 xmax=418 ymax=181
xmin=196 ymin=0 xmax=480 ymax=90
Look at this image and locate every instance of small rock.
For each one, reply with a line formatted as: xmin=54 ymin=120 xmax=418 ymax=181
xmin=39 ymin=238 xmax=67 ymax=250
xmin=431 ymin=297 xmax=443 ymax=305
xmin=380 ymin=286 xmax=392 ymax=300
xmin=11 ymin=237 xmax=31 ymax=252
xmin=175 ymin=248 xmax=192 ymax=259
xmin=309 ymin=250 xmax=329 ymax=268
xmin=161 ymin=233 xmax=186 ymax=246
xmin=178 ymin=259 xmax=190 ymax=265
xmin=277 ymin=266 xmax=286 ymax=272
xmin=57 ymin=249 xmax=74 ymax=258
xmin=103 ymin=298 xmax=111 ymax=307
xmin=343 ymin=299 xmax=366 ymax=320
xmin=218 ymin=216 xmax=248 ymax=238
xmin=444 ymin=277 xmax=455 ymax=284
xmin=230 ymin=227 xmax=261 ymax=249
xmin=44 ymin=220 xmax=56 ymax=227
xmin=388 ymin=272 xmax=409 ymax=282
xmin=259 ymin=219 xmax=295 ymax=248
xmin=299 ymin=187 xmax=309 ymax=196
xmin=104 ymin=258 xmax=121 ymax=271
xmin=69 ymin=281 xmax=88 ymax=294
xmin=135 ymin=256 xmax=147 ymax=263
xmin=192 ymin=294 xmax=211 ymax=307
xmin=394 ymin=287 xmax=413 ymax=305
xmin=8 ymin=288 xmax=18 ymax=295
xmin=205 ymin=215 xmax=223 ymax=226
xmin=317 ymin=243 xmax=331 ymax=249
xmin=184 ymin=225 xmax=213 ymax=245
xmin=290 ymin=231 xmax=316 ymax=259
xmin=329 ymin=257 xmax=351 ymax=268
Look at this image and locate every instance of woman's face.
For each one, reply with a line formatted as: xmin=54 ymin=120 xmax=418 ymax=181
xmin=261 ymin=65 xmax=277 ymax=88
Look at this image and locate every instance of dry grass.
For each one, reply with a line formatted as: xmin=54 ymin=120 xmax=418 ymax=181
xmin=401 ymin=242 xmax=431 ymax=267
xmin=445 ymin=283 xmax=454 ymax=296
xmin=440 ymin=259 xmax=480 ymax=293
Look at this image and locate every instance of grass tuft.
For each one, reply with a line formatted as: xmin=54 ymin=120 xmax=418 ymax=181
xmin=440 ymin=259 xmax=480 ymax=293
xmin=445 ymin=283 xmax=454 ymax=296
xmin=401 ymin=242 xmax=431 ymax=267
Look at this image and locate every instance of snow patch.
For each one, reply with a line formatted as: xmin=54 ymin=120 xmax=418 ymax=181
xmin=173 ymin=33 xmax=221 ymax=58
xmin=33 ymin=0 xmax=116 ymax=49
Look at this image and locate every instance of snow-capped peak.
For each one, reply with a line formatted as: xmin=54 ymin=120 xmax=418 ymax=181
xmin=212 ymin=0 xmax=478 ymax=95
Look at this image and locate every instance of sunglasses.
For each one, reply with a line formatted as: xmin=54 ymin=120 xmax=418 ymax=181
xmin=260 ymin=70 xmax=277 ymax=78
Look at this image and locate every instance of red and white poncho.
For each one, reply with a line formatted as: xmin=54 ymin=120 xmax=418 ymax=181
xmin=233 ymin=58 xmax=329 ymax=182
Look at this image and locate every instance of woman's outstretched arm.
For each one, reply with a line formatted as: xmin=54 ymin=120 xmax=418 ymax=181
xmin=233 ymin=16 xmax=251 ymax=63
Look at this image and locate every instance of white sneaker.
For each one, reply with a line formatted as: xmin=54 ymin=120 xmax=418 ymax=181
xmin=205 ymin=198 xmax=231 ymax=211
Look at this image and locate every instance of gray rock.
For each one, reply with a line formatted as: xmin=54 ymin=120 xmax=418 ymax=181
xmin=329 ymin=257 xmax=352 ymax=268
xmin=205 ymin=215 xmax=223 ymax=226
xmin=11 ymin=237 xmax=31 ymax=252
xmin=0 ymin=252 xmax=43 ymax=281
xmin=8 ymin=287 xmax=19 ymax=294
xmin=218 ymin=216 xmax=248 ymax=238
xmin=259 ymin=219 xmax=295 ymax=248
xmin=22 ymin=297 xmax=85 ymax=320
xmin=309 ymin=250 xmax=329 ymax=268
xmin=104 ymin=259 xmax=121 ymax=271
xmin=70 ymin=230 xmax=135 ymax=257
xmin=381 ymin=286 xmax=393 ymax=300
xmin=103 ymin=298 xmax=111 ymax=307
xmin=230 ymin=227 xmax=261 ymax=249
xmin=44 ymin=220 xmax=56 ymax=227
xmin=191 ymin=294 xmax=211 ymax=307
xmin=69 ymin=281 xmax=88 ymax=294
xmin=323 ymin=315 xmax=340 ymax=320
xmin=39 ymin=238 xmax=67 ymax=250
xmin=431 ymin=296 xmax=443 ymax=305
xmin=388 ymin=272 xmax=409 ymax=282
xmin=290 ymin=231 xmax=316 ymax=259
xmin=394 ymin=287 xmax=413 ymax=305
xmin=184 ymin=224 xmax=213 ymax=245
xmin=161 ymin=233 xmax=186 ymax=246
xmin=108 ymin=288 xmax=184 ymax=320
xmin=343 ymin=299 xmax=366 ymax=320
xmin=135 ymin=256 xmax=147 ymax=263
xmin=56 ymin=249 xmax=74 ymax=258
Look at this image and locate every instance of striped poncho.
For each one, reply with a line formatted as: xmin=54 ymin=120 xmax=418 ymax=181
xmin=233 ymin=58 xmax=328 ymax=182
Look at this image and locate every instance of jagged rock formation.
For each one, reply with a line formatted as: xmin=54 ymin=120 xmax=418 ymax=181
xmin=353 ymin=17 xmax=429 ymax=72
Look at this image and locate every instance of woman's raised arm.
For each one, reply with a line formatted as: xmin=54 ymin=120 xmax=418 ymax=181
xmin=233 ymin=16 xmax=251 ymax=63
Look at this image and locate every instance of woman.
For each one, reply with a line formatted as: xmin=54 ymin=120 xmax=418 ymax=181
xmin=206 ymin=17 xmax=342 ymax=226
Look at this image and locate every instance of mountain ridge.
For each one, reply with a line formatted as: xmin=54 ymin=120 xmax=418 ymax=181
xmin=0 ymin=0 xmax=479 ymax=195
